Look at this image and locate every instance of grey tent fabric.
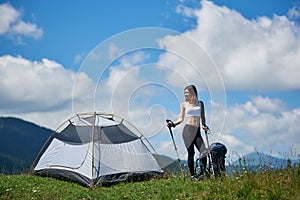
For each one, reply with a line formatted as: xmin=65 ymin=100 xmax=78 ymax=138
xmin=32 ymin=113 xmax=162 ymax=187
xmin=56 ymin=123 xmax=139 ymax=144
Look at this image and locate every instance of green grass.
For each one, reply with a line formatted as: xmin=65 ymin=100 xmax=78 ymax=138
xmin=0 ymin=166 xmax=299 ymax=200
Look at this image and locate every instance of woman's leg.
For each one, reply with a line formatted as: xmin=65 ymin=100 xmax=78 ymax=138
xmin=187 ymin=142 xmax=195 ymax=176
xmin=183 ymin=125 xmax=198 ymax=176
xmin=194 ymin=129 xmax=207 ymax=173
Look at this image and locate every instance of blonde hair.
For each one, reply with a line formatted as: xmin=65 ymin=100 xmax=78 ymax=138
xmin=184 ymin=85 xmax=198 ymax=104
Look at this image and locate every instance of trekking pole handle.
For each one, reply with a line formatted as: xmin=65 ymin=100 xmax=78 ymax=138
xmin=166 ymin=119 xmax=175 ymax=128
xmin=203 ymin=126 xmax=211 ymax=134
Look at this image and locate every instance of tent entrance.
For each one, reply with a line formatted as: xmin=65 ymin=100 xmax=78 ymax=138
xmin=31 ymin=112 xmax=162 ymax=187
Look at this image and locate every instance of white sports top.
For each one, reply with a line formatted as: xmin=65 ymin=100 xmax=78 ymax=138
xmin=185 ymin=101 xmax=201 ymax=117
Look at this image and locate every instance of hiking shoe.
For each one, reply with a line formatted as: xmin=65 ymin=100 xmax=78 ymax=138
xmin=197 ymin=174 xmax=206 ymax=180
xmin=190 ymin=176 xmax=198 ymax=181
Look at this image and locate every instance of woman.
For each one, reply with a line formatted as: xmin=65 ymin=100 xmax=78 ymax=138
xmin=167 ymin=85 xmax=209 ymax=181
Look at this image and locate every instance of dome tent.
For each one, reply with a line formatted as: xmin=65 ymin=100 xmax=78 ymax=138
xmin=31 ymin=112 xmax=162 ymax=187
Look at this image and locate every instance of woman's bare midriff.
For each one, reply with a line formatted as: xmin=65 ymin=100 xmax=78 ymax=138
xmin=186 ymin=116 xmax=200 ymax=127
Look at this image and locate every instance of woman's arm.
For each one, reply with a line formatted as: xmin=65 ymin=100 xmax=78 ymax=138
xmin=167 ymin=102 xmax=185 ymax=127
xmin=173 ymin=102 xmax=185 ymax=127
xmin=200 ymin=101 xmax=209 ymax=130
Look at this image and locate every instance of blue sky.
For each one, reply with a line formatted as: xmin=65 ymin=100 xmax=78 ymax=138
xmin=1 ymin=0 xmax=300 ymax=162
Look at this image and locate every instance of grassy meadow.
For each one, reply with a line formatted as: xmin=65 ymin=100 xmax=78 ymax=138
xmin=0 ymin=165 xmax=299 ymax=200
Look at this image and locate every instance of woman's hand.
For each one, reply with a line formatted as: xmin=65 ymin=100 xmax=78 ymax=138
xmin=166 ymin=120 xmax=176 ymax=128
xmin=202 ymin=125 xmax=209 ymax=131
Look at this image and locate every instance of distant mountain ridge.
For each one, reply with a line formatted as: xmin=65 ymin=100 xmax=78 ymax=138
xmin=0 ymin=117 xmax=52 ymax=174
xmin=242 ymin=152 xmax=298 ymax=166
xmin=0 ymin=117 xmax=179 ymax=175
xmin=1 ymin=116 xmax=299 ymax=175
xmin=228 ymin=151 xmax=300 ymax=173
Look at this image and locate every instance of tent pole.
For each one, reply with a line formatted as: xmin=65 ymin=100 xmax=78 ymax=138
xmin=30 ymin=115 xmax=76 ymax=174
xmin=91 ymin=112 xmax=96 ymax=187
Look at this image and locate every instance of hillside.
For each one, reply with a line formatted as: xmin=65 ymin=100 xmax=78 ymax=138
xmin=242 ymin=152 xmax=298 ymax=167
xmin=1 ymin=166 xmax=299 ymax=199
xmin=231 ymin=152 xmax=299 ymax=168
xmin=0 ymin=117 xmax=52 ymax=174
xmin=1 ymin=116 xmax=298 ymax=177
xmin=154 ymin=154 xmax=188 ymax=175
xmin=0 ymin=117 xmax=176 ymax=175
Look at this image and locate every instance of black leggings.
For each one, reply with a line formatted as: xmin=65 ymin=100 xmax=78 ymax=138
xmin=182 ymin=125 xmax=207 ymax=176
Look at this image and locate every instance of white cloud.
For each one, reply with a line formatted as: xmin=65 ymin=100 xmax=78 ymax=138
xmin=288 ymin=5 xmax=300 ymax=20
xmin=157 ymin=34 xmax=224 ymax=91
xmin=0 ymin=3 xmax=43 ymax=41
xmin=9 ymin=20 xmax=43 ymax=39
xmin=176 ymin=4 xmax=195 ymax=18
xmin=1 ymin=1 xmax=299 ymax=162
xmin=108 ymin=44 xmax=123 ymax=60
xmin=0 ymin=49 xmax=164 ymax=130
xmin=0 ymin=55 xmax=93 ymax=128
xmin=214 ymin=96 xmax=300 ymax=159
xmin=74 ymin=53 xmax=85 ymax=64
xmin=0 ymin=3 xmax=19 ymax=34
xmin=102 ymin=51 xmax=146 ymax=91
xmin=160 ymin=0 xmax=300 ymax=91
xmin=93 ymin=51 xmax=157 ymax=123
xmin=250 ymin=96 xmax=286 ymax=114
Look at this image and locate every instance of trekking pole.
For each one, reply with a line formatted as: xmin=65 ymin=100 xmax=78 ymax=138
xmin=204 ymin=129 xmax=216 ymax=179
xmin=166 ymin=119 xmax=185 ymax=178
